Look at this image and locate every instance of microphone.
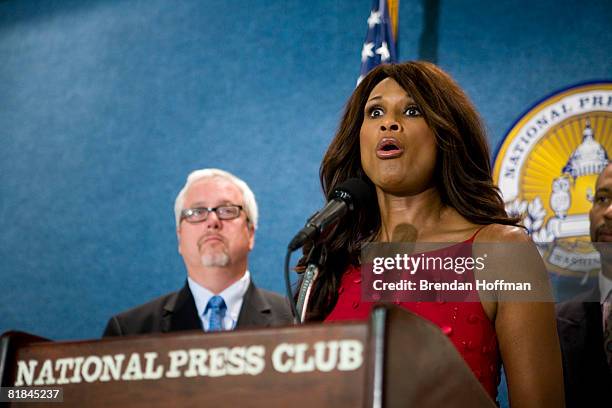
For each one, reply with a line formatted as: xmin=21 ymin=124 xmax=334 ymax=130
xmin=288 ymin=178 xmax=373 ymax=251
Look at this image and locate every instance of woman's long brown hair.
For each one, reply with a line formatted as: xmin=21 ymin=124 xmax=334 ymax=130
xmin=304 ymin=61 xmax=518 ymax=321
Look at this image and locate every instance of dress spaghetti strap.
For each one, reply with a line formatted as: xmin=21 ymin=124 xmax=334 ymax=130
xmin=465 ymin=225 xmax=487 ymax=243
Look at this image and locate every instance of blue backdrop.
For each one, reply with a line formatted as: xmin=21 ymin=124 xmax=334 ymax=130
xmin=1 ymin=0 xmax=611 ymax=343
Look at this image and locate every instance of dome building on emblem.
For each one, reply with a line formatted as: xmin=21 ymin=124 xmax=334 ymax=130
xmin=550 ymin=120 xmax=609 ymax=219
xmin=561 ymin=119 xmax=609 ymax=179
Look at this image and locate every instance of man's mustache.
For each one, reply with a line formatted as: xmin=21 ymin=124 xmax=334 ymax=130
xmin=198 ymin=233 xmax=226 ymax=247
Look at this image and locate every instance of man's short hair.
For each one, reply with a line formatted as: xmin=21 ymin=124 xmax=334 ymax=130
xmin=174 ymin=169 xmax=258 ymax=229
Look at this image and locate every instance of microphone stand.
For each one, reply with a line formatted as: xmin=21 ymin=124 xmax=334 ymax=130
xmin=295 ymin=244 xmax=326 ymax=323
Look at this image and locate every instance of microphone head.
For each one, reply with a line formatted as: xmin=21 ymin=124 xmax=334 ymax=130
xmin=329 ymin=178 xmax=374 ymax=211
xmin=391 ymin=223 xmax=418 ymax=243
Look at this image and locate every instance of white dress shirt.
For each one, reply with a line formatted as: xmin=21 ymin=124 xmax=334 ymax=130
xmin=599 ymin=271 xmax=612 ymax=305
xmin=600 ymin=271 xmax=612 ymax=330
xmin=187 ymin=270 xmax=251 ymax=331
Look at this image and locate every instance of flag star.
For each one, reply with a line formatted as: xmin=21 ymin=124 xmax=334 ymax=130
xmin=361 ymin=42 xmax=375 ymax=62
xmin=376 ymin=42 xmax=390 ymax=62
xmin=367 ymin=10 xmax=381 ymax=28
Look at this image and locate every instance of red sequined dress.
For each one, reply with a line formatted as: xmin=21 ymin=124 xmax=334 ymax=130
xmin=324 ymin=232 xmax=500 ymax=399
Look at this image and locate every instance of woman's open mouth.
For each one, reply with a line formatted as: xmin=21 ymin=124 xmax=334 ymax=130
xmin=375 ymin=137 xmax=404 ymax=159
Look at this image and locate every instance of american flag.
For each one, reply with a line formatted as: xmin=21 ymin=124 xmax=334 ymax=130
xmin=358 ymin=0 xmax=399 ymax=85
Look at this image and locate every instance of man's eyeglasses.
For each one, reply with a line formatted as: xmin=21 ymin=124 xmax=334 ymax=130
xmin=181 ymin=205 xmax=244 ymax=224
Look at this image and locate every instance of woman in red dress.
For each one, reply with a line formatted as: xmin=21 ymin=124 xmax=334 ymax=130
xmin=304 ymin=61 xmax=563 ymax=406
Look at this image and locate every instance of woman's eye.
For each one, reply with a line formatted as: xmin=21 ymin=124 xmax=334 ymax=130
xmin=405 ymin=105 xmax=422 ymax=117
xmin=367 ymin=107 xmax=384 ymax=118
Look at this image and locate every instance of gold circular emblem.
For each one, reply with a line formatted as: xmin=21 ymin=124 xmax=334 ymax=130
xmin=493 ymin=82 xmax=612 ymax=280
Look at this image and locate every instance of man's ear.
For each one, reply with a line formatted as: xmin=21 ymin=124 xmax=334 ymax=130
xmin=248 ymin=225 xmax=255 ymax=251
xmin=176 ymin=227 xmax=182 ymax=254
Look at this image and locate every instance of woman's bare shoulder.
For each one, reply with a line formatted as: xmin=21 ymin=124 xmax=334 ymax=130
xmin=475 ymin=224 xmax=530 ymax=243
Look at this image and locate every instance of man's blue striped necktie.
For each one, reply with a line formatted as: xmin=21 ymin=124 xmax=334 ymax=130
xmin=205 ymin=295 xmax=227 ymax=332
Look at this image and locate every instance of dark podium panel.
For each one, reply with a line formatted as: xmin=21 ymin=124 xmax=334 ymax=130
xmin=1 ymin=306 xmax=496 ymax=407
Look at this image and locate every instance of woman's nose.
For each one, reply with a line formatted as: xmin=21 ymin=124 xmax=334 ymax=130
xmin=380 ymin=120 xmax=401 ymax=132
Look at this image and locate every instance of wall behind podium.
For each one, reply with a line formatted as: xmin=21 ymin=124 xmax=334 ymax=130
xmin=1 ymin=0 xmax=611 ymax=341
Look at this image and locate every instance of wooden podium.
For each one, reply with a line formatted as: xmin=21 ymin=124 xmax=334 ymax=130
xmin=1 ymin=306 xmax=496 ymax=407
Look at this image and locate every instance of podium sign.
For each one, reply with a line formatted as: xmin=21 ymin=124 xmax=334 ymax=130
xmin=1 ymin=306 xmax=496 ymax=407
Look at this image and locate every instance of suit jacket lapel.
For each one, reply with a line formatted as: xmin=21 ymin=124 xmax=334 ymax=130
xmin=162 ymin=282 xmax=202 ymax=333
xmin=584 ymin=299 xmax=606 ymax=358
xmin=572 ymin=287 xmax=610 ymax=375
xmin=236 ymin=282 xmax=272 ymax=329
xmin=582 ymin=287 xmax=603 ymax=347
xmin=558 ymin=286 xmax=598 ymax=357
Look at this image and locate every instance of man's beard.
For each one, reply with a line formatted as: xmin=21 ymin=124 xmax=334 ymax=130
xmin=201 ymin=250 xmax=230 ymax=267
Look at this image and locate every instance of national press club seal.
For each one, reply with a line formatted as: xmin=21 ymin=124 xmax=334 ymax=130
xmin=493 ymin=82 xmax=612 ymax=291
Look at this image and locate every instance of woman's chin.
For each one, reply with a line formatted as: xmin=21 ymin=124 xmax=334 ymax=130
xmin=376 ymin=181 xmax=415 ymax=195
xmin=373 ymin=176 xmax=435 ymax=197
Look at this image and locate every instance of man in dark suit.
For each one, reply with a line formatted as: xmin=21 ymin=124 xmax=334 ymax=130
xmin=556 ymin=164 xmax=612 ymax=407
xmin=104 ymin=168 xmax=293 ymax=336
